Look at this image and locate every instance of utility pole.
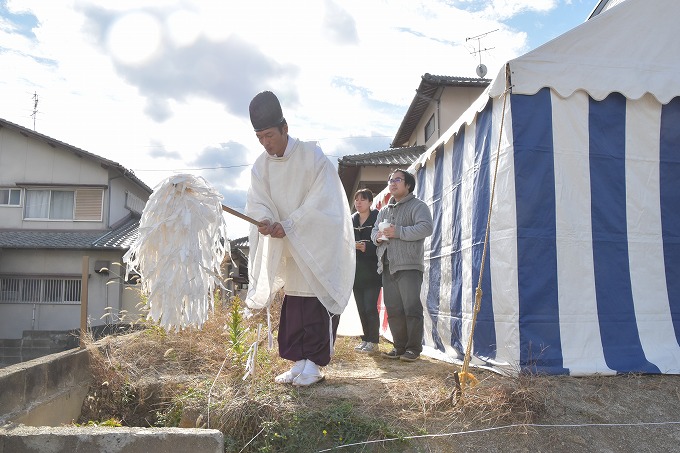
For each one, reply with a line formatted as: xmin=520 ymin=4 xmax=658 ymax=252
xmin=31 ymin=92 xmax=39 ymax=131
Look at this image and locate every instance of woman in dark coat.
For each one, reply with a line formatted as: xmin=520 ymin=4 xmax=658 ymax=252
xmin=352 ymin=189 xmax=382 ymax=353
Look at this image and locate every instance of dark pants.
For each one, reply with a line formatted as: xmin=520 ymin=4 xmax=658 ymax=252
xmin=353 ymin=283 xmax=381 ymax=343
xmin=381 ymin=261 xmax=424 ymax=354
xmin=278 ymin=295 xmax=339 ymax=366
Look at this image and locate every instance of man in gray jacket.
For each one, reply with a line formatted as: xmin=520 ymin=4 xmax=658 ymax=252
xmin=372 ymin=169 xmax=433 ymax=362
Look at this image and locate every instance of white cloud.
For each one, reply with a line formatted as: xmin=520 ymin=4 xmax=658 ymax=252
xmin=0 ymin=0 xmax=591 ymax=238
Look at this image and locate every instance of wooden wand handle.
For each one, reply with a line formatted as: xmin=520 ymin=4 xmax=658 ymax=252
xmin=222 ymin=204 xmax=264 ymax=227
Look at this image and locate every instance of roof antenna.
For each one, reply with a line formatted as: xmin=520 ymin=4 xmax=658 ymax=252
xmin=31 ymin=92 xmax=39 ymax=131
xmin=466 ymin=29 xmax=498 ymax=78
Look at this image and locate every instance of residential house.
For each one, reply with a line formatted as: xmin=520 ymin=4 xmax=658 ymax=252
xmin=338 ymin=73 xmax=490 ymax=204
xmin=0 ymin=117 xmax=152 ymax=342
xmin=338 ymin=146 xmax=425 ymax=203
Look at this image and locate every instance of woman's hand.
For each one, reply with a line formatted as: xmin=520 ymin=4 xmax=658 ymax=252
xmin=355 ymin=241 xmax=366 ymax=252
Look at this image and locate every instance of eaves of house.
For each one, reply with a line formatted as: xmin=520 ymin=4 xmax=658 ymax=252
xmin=337 ymin=145 xmax=425 ymax=201
xmin=391 ymin=73 xmax=490 ymax=148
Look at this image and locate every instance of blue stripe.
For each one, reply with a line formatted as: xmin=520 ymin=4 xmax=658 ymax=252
xmin=589 ymin=93 xmax=659 ymax=373
xmin=416 ymin=166 xmax=426 ymax=200
xmin=471 ymin=99 xmax=496 ymax=359
xmin=425 ymin=146 xmax=445 ymax=351
xmin=511 ymin=88 xmax=566 ymax=374
xmin=450 ymin=126 xmax=465 ymax=354
xmin=660 ymin=96 xmax=680 ymax=345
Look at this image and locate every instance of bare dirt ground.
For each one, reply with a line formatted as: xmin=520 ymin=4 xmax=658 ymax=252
xmin=310 ymin=337 xmax=680 ymax=453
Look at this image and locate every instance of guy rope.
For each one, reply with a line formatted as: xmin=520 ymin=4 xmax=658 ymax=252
xmin=454 ymin=70 xmax=511 ymax=405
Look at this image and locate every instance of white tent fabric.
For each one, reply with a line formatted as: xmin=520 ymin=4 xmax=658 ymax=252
xmin=490 ymin=0 xmax=680 ymax=104
xmin=377 ymin=0 xmax=680 ymax=375
xmin=337 ymin=291 xmax=364 ymax=337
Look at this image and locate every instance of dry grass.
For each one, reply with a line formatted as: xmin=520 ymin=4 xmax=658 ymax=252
xmin=79 ymin=292 xmax=680 ymax=452
xmin=78 ymin=291 xmax=561 ymax=452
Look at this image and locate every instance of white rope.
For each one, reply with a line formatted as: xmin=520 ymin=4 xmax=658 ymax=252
xmin=123 ymin=173 xmax=228 ymax=331
xmin=316 ymin=420 xmax=680 ymax=452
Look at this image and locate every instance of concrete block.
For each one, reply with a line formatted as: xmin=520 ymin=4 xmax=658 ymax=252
xmin=0 ymin=424 xmax=224 ymax=453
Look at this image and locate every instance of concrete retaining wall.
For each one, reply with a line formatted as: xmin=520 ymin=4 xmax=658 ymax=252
xmin=0 ymin=330 xmax=79 ymax=367
xmin=0 ymin=347 xmax=90 ymax=426
xmin=0 ymin=344 xmax=224 ymax=452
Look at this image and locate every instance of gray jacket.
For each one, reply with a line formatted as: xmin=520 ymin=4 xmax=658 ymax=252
xmin=371 ymin=192 xmax=433 ymax=275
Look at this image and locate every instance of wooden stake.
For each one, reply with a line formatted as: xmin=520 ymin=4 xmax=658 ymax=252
xmin=80 ymin=256 xmax=89 ymax=349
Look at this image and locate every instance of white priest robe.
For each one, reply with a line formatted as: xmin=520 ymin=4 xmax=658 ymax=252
xmin=245 ymin=137 xmax=355 ymax=314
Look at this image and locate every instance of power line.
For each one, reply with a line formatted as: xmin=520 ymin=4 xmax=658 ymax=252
xmin=131 ymin=153 xmax=359 ymax=172
xmin=133 ymin=164 xmax=252 ymax=172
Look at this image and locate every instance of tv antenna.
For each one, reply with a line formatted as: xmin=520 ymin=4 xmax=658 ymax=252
xmin=31 ymin=92 xmax=39 ymax=131
xmin=466 ymin=29 xmax=497 ymax=78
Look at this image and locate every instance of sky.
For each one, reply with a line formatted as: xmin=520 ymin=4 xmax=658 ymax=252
xmin=0 ymin=0 xmax=598 ymax=239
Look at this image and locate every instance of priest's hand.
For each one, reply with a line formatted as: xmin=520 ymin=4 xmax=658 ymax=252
xmin=258 ymin=219 xmax=274 ymax=236
xmin=270 ymin=222 xmax=286 ymax=238
xmin=257 ymin=220 xmax=286 ymax=238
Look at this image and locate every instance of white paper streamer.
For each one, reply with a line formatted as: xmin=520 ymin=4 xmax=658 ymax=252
xmin=242 ymin=324 xmax=261 ymax=381
xmin=123 ymin=173 xmax=228 ymax=331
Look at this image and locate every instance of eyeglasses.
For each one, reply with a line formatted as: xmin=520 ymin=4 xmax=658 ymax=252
xmin=388 ymin=177 xmax=404 ymax=185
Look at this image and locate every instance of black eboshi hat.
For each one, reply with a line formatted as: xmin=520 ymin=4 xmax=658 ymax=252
xmin=249 ymin=91 xmax=286 ymax=132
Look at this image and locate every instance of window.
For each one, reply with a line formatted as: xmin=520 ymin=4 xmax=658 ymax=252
xmin=24 ymin=188 xmax=103 ymax=221
xmin=0 ymin=188 xmax=21 ymax=206
xmin=0 ymin=276 xmax=82 ymax=304
xmin=424 ymin=114 xmax=436 ymax=142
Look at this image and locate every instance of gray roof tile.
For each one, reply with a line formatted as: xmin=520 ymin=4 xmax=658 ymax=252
xmin=0 ymin=230 xmax=106 ymax=249
xmin=337 ymin=145 xmax=425 ymax=168
xmin=0 ymin=218 xmax=141 ymax=250
xmin=92 ymin=217 xmax=140 ymax=249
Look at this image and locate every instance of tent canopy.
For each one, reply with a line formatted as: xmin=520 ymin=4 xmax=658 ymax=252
xmin=490 ymin=0 xmax=680 ymax=103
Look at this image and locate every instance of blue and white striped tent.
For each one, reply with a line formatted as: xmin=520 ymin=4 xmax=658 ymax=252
xmin=392 ymin=0 xmax=680 ymax=376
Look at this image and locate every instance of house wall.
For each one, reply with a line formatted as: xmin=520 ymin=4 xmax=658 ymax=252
xmin=410 ymin=85 xmax=488 ymax=148
xmin=107 ymin=173 xmax=149 ymax=227
xmin=0 ymin=128 xmax=112 ymax=230
xmin=0 ymin=249 xmax=143 ymax=339
xmin=353 ymin=166 xmax=392 ymax=202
